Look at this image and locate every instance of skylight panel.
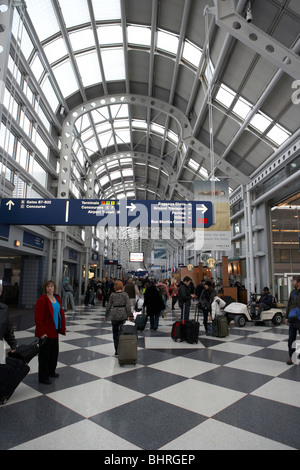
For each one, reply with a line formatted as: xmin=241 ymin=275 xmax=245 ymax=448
xmin=188 ymin=158 xmax=199 ymax=171
xmin=232 ymin=96 xmax=252 ymax=119
xmin=96 ymin=122 xmax=112 ymax=135
xmin=52 ymin=60 xmax=78 ymax=98
xmin=69 ymin=29 xmax=95 ymax=52
xmin=92 ymin=0 xmax=121 ymax=21
xmin=81 ymin=128 xmax=94 ymax=142
xmin=84 ymin=137 xmax=98 ymax=155
xmin=30 ymin=55 xmax=44 ymax=83
xmin=183 ymin=41 xmax=202 ymax=67
xmin=167 ymin=130 xmax=179 ymax=144
xmin=127 ymin=25 xmax=151 ymax=47
xmin=151 ymin=123 xmax=164 ymax=135
xmin=91 ymin=107 xmax=110 ymax=123
xmin=25 ymin=0 xmax=60 ymax=41
xmin=157 ymin=30 xmax=179 ymax=55
xmin=95 ymin=165 xmax=105 ymax=175
xmin=199 ymin=167 xmax=209 ymax=178
xmin=59 ymin=0 xmax=90 ymax=28
xmin=102 ymin=49 xmax=125 ymax=81
xmin=12 ymin=11 xmax=34 ymax=60
xmin=107 ymin=161 xmax=119 ymax=169
xmin=115 ymin=129 xmax=130 ymax=145
xmin=215 ymin=84 xmax=236 ymax=108
xmin=132 ymin=120 xmax=147 ymax=130
xmin=267 ymin=124 xmax=290 ymax=146
xmin=110 ymin=104 xmax=129 ymax=119
xmin=122 ymin=169 xmax=133 ymax=177
xmin=97 ymin=25 xmax=123 ymax=46
xmin=44 ymin=38 xmax=68 ymax=64
xmin=77 ymin=51 xmax=102 ymax=87
xmin=100 ymin=175 xmax=110 ymax=186
xmin=114 ymin=120 xmax=130 ymax=129
xmin=250 ymin=111 xmax=272 ymax=133
xmin=110 ymin=170 xmax=122 ymax=181
xmin=99 ymin=132 xmax=113 ymax=148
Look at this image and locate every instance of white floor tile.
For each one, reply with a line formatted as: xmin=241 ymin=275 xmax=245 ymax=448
xmin=160 ymin=418 xmax=293 ymax=450
xmin=210 ymin=341 xmax=263 ymax=355
xmin=145 ymin=337 xmax=205 ymax=349
xmin=150 ymin=378 xmax=245 ymax=417
xmin=71 ymin=356 xmax=142 ymax=378
xmin=10 ymin=419 xmax=141 ymax=450
xmin=251 ymin=377 xmax=300 ymax=407
xmin=2 ymin=382 xmax=42 ymax=405
xmin=149 ymin=356 xmax=220 ymax=378
xmin=225 ymin=356 xmax=291 ymax=377
xmin=47 ymin=379 xmax=144 ymax=418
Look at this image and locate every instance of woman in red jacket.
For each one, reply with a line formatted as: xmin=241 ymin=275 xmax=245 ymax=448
xmin=35 ymin=280 xmax=66 ymax=384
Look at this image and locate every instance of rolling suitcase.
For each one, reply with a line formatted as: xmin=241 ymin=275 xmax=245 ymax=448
xmin=213 ymin=316 xmax=229 ymax=337
xmin=120 ymin=321 xmax=137 ymax=336
xmin=0 ymin=338 xmax=46 ymax=404
xmin=184 ymin=308 xmax=200 ymax=344
xmin=118 ymin=335 xmax=137 ymax=365
xmin=8 ymin=338 xmax=44 ymax=363
xmin=134 ymin=312 xmax=147 ymax=331
xmin=0 ymin=357 xmax=30 ymax=404
xmin=171 ymin=320 xmax=185 ymax=342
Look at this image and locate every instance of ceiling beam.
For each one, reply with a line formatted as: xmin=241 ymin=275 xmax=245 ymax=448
xmin=212 ymin=0 xmax=300 ymax=80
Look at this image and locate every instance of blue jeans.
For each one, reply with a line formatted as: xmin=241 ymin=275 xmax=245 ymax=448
xmin=150 ymin=313 xmax=160 ymax=330
xmin=180 ymin=303 xmax=190 ymax=321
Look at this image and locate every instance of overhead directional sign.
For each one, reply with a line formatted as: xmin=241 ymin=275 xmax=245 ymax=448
xmin=0 ymin=198 xmax=213 ymax=228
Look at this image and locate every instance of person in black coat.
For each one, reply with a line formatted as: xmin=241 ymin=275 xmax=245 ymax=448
xmin=0 ymin=285 xmax=17 ymax=361
xmin=144 ymin=282 xmax=165 ymax=331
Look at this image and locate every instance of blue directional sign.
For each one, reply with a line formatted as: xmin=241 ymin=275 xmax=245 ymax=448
xmin=0 ymin=198 xmax=213 ymax=228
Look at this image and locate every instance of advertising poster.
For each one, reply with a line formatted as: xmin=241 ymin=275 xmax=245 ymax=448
xmin=194 ymin=180 xmax=231 ymax=251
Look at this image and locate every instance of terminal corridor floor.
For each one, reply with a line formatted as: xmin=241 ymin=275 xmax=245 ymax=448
xmin=1 ymin=303 xmax=300 ymax=450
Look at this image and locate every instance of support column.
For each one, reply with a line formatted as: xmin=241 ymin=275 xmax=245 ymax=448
xmin=246 ymin=187 xmax=255 ymax=296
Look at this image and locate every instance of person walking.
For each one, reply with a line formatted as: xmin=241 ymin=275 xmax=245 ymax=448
xmin=285 ymin=275 xmax=300 ymax=365
xmin=143 ymin=282 xmax=165 ymax=331
xmin=0 ymin=284 xmax=17 ymax=363
xmin=34 ymin=280 xmax=66 ymax=384
xmin=105 ymin=280 xmax=131 ymax=355
xmin=124 ymin=278 xmax=141 ymax=312
xmin=62 ymin=277 xmax=75 ymax=311
xmin=178 ymin=276 xmax=197 ymax=321
xmin=199 ymin=280 xmax=217 ymax=333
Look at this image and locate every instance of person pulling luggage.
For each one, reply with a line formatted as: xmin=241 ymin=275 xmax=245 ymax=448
xmin=178 ymin=277 xmax=197 ymax=321
xmin=0 ymin=284 xmax=17 ymax=363
xmin=105 ymin=280 xmax=132 ymax=355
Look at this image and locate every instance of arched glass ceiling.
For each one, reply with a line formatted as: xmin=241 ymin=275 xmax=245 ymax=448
xmin=6 ymin=0 xmax=299 ymax=205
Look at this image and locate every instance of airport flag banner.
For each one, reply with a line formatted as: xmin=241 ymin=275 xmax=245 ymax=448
xmin=194 ymin=180 xmax=231 ymax=251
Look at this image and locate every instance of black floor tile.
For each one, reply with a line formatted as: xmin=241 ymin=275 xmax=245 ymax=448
xmin=0 ymin=395 xmax=83 ymax=450
xmin=90 ymin=396 xmax=206 ymax=450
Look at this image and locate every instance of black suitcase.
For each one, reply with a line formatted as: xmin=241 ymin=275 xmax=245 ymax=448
xmin=171 ymin=320 xmax=185 ymax=342
xmin=183 ymin=308 xmax=200 ymax=344
xmin=0 ymin=357 xmax=30 ymax=405
xmin=8 ymin=338 xmax=44 ymax=364
xmin=213 ymin=316 xmax=229 ymax=337
xmin=120 ymin=321 xmax=138 ymax=336
xmin=118 ymin=334 xmax=137 ymax=365
xmin=134 ymin=312 xmax=147 ymax=331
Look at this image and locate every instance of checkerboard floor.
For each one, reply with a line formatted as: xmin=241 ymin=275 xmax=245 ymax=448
xmin=1 ymin=303 xmax=300 ymax=450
